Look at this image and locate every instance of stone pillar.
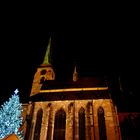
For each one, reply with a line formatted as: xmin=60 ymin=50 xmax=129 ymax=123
xmin=27 ymin=101 xmax=33 ymax=115
xmin=40 ymin=106 xmax=50 ymax=140
xmin=66 ymin=102 xmax=74 ymax=140
xmin=85 ymin=101 xmax=95 ymax=140
xmin=85 ymin=109 xmax=90 ymax=140
xmin=90 ymin=101 xmax=95 ymax=140
xmin=74 ymin=101 xmax=79 ymax=140
xmin=50 ymin=109 xmax=55 ymax=140
xmin=93 ymin=102 xmax=100 ymax=140
xmin=114 ymin=106 xmax=122 ymax=140
xmin=30 ymin=103 xmax=38 ymax=140
xmin=105 ymin=105 xmax=116 ymax=140
xmin=105 ymin=101 xmax=122 ymax=140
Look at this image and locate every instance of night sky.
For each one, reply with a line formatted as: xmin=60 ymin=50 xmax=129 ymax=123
xmin=0 ymin=5 xmax=139 ymax=111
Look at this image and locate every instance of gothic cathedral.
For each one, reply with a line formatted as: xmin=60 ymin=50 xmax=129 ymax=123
xmin=22 ymin=38 xmax=122 ymax=140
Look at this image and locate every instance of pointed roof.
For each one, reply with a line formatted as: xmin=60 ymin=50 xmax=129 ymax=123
xmin=73 ymin=64 xmax=78 ymax=82
xmin=73 ymin=64 xmax=77 ymax=74
xmin=42 ymin=37 xmax=52 ymax=65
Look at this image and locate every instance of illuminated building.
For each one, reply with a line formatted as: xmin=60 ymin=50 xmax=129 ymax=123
xmin=22 ymin=37 xmax=122 ymax=140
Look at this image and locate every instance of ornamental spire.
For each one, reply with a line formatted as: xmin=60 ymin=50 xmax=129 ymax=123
xmin=43 ymin=37 xmax=52 ymax=65
xmin=73 ymin=64 xmax=78 ymax=82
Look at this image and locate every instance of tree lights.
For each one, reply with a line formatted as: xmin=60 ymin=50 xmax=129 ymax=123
xmin=0 ymin=89 xmax=23 ymax=140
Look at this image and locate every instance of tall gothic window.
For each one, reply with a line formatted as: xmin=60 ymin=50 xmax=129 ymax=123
xmin=98 ymin=106 xmax=107 ymax=140
xmin=24 ymin=115 xmax=31 ymax=140
xmin=79 ymin=107 xmax=86 ymax=140
xmin=33 ymin=109 xmax=43 ymax=140
xmin=53 ymin=109 xmax=66 ymax=140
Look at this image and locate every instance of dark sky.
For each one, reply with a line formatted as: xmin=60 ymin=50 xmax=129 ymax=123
xmin=0 ymin=5 xmax=139 ymax=110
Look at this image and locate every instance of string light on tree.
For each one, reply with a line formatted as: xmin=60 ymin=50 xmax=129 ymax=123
xmin=0 ymin=89 xmax=23 ymax=140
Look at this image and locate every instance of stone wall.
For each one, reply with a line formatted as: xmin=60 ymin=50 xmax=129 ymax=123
xmin=22 ymin=99 xmax=121 ymax=140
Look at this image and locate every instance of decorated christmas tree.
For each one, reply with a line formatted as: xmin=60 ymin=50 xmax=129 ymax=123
xmin=0 ymin=89 xmax=23 ymax=140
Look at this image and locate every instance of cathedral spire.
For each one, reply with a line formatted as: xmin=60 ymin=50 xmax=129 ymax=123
xmin=42 ymin=37 xmax=52 ymax=65
xmin=73 ymin=64 xmax=78 ymax=82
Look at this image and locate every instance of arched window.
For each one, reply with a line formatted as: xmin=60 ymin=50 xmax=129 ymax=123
xmin=98 ymin=107 xmax=107 ymax=140
xmin=24 ymin=115 xmax=31 ymax=140
xmin=40 ymin=76 xmax=45 ymax=84
xmin=53 ymin=109 xmax=66 ymax=140
xmin=40 ymin=69 xmax=46 ymax=75
xmin=79 ymin=107 xmax=86 ymax=140
xmin=33 ymin=109 xmax=43 ymax=140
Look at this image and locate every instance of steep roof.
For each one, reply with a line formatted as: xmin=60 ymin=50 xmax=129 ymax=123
xmin=30 ymin=76 xmax=110 ymax=101
xmin=41 ymin=77 xmax=107 ymax=90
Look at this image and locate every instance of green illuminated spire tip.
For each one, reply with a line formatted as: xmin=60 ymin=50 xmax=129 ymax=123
xmin=43 ymin=37 xmax=52 ymax=65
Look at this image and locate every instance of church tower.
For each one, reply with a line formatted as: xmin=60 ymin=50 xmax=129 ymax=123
xmin=23 ymin=38 xmax=122 ymax=140
xmin=30 ymin=37 xmax=55 ymax=97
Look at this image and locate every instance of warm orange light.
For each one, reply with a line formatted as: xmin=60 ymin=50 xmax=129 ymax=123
xmin=40 ymin=87 xmax=108 ymax=93
xmin=2 ymin=134 xmax=19 ymax=140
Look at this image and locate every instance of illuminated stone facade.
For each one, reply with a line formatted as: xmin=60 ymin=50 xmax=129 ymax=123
xmin=23 ymin=99 xmax=121 ymax=140
xmin=22 ymin=39 xmax=122 ymax=140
